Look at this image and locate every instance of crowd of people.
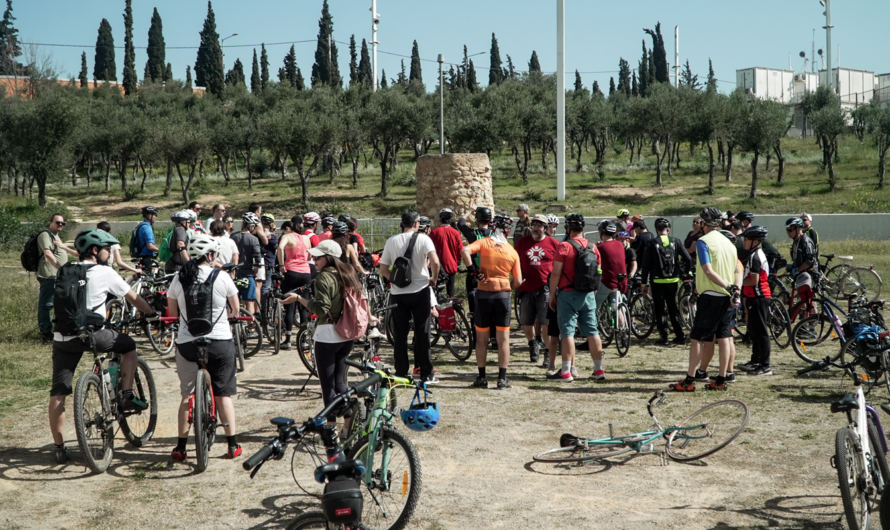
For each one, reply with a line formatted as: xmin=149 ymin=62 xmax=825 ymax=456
xmin=35 ymin=200 xmax=821 ymax=464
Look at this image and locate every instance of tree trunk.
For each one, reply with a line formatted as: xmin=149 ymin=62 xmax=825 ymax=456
xmin=178 ymin=162 xmax=198 ymax=204
xmin=36 ymin=173 xmax=47 ymax=207
xmin=575 ymin=140 xmax=583 ymax=172
xmin=878 ymin=137 xmax=888 ymax=189
xmin=352 ymin=158 xmax=359 ymax=187
xmin=725 ymin=142 xmax=734 ymax=181
xmin=164 ymin=158 xmax=173 ymax=197
xmin=765 ymin=152 xmax=771 ymax=171
xmin=540 ymin=140 xmax=548 ymax=171
xmin=628 ymin=137 xmax=635 ymax=165
xmin=380 ymin=145 xmax=390 ymax=197
xmin=71 ymin=160 xmax=78 ymax=187
xmin=718 ymin=139 xmax=725 ymax=170
xmin=245 ymin=149 xmax=253 ymax=189
xmin=826 ymin=136 xmax=837 ymax=192
xmin=749 ymin=151 xmax=759 ymax=199
xmin=706 ymin=140 xmax=715 ymax=195
xmin=118 ymin=155 xmax=128 ymax=191
xmin=673 ymin=142 xmax=681 ymax=170
xmin=654 ymin=138 xmax=663 ymax=187
xmin=279 ymin=152 xmax=288 ymax=180
xmin=12 ymin=166 xmax=18 ymax=196
xmin=774 ymin=140 xmax=785 ymax=183
xmin=665 ymin=138 xmax=673 ymax=179
xmin=104 ymin=158 xmax=111 ymax=191
xmin=86 ymin=157 xmax=92 ymax=188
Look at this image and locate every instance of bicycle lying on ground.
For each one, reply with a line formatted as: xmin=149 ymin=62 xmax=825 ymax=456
xmin=532 ymin=390 xmax=748 ymax=466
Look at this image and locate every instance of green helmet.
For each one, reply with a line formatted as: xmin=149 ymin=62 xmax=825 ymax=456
xmin=75 ymin=228 xmax=120 ymax=254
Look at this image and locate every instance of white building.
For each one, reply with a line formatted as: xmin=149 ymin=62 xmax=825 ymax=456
xmin=736 ymin=67 xmax=795 ymax=104
xmin=819 ymin=68 xmax=875 ymax=107
xmin=877 ymin=73 xmax=890 ymax=103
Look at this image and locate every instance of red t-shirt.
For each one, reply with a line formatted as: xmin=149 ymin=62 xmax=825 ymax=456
xmin=317 ymin=231 xmax=332 ymax=242
xmin=596 ymin=239 xmax=628 ymax=292
xmin=515 ymin=235 xmax=559 ymax=292
xmin=555 ymin=237 xmax=601 ymax=291
xmin=304 ymin=230 xmax=320 ymax=248
xmin=429 ymin=225 xmax=463 ymax=274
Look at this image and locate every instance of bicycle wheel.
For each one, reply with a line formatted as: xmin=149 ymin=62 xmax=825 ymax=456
xmin=239 ymin=308 xmax=263 ymax=358
xmin=615 ymin=303 xmax=631 ymax=358
xmin=193 ymin=369 xmax=215 ymax=473
xmin=629 ymin=295 xmax=655 ymax=340
xmin=665 ymin=399 xmax=749 ymax=462
xmin=233 ymin=323 xmax=246 ymax=373
xmin=790 ymin=314 xmax=843 ymax=364
xmin=868 ymin=416 xmax=890 ymax=496
xmin=296 ymin=328 xmax=317 ymax=376
xmin=533 ymin=438 xmax=633 ymax=464
xmin=284 ymin=510 xmax=334 ymax=530
xmin=384 ymin=309 xmax=396 ymax=346
xmin=145 ymin=320 xmax=175 ymax=356
xmin=836 ymin=426 xmax=870 ymax=530
xmin=73 ymin=372 xmax=113 ymax=473
xmin=678 ymin=294 xmax=694 ymax=331
xmin=597 ymin=305 xmax=613 ymax=348
xmin=842 ymin=267 xmax=884 ymax=303
xmin=347 ymin=427 xmax=421 ymax=530
xmin=445 ymin=306 xmax=473 ymax=362
xmin=272 ymin=301 xmax=282 ymax=355
xmin=119 ymin=357 xmax=158 ymax=447
xmin=768 ymin=298 xmax=792 ymax=350
xmin=825 ymin=264 xmax=856 ymax=300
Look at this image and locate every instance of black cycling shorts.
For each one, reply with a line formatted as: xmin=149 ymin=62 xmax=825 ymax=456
xmin=547 ymin=306 xmax=560 ymax=338
xmin=174 ymin=339 xmax=238 ymax=397
xmin=690 ymin=294 xmax=734 ymax=342
xmin=51 ymin=329 xmax=137 ymax=396
xmin=475 ymin=295 xmax=511 ymax=331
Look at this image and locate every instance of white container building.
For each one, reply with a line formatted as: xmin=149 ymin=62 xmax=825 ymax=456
xmin=736 ymin=67 xmax=795 ymax=103
xmin=819 ymin=68 xmax=875 ymax=106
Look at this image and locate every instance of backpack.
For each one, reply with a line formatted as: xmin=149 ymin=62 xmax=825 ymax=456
xmin=654 ymin=237 xmax=677 ymax=278
xmin=182 ymin=268 xmax=223 ymax=337
xmin=21 ymin=229 xmax=51 ymax=272
xmin=332 ymin=287 xmax=370 ymax=341
xmin=158 ymin=229 xmax=187 ymax=263
xmin=129 ymin=221 xmax=148 ymax=258
xmin=564 ymin=239 xmax=600 ymax=293
xmin=389 ymin=233 xmax=419 ymax=289
xmin=53 ymin=263 xmax=106 ymax=335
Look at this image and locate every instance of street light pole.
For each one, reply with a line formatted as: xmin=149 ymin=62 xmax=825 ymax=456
xmin=371 ymin=0 xmax=379 ymax=91
xmin=821 ymin=0 xmax=833 ymax=92
xmin=220 ymin=33 xmax=238 ymax=61
xmin=438 ymin=54 xmax=445 ymax=154
xmin=556 ymin=0 xmax=565 ymax=202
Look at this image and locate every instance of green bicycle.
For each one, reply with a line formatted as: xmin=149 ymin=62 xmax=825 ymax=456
xmin=596 ymin=280 xmax=632 ymax=358
xmin=533 ymin=390 xmax=749 ymax=465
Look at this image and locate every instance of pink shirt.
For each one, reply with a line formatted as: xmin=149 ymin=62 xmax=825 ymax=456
xmin=284 ymin=235 xmax=310 ymax=274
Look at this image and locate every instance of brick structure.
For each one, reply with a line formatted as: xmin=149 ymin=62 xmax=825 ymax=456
xmin=415 ymin=153 xmax=494 ymax=224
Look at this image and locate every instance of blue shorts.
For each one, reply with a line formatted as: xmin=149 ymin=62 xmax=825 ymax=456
xmin=238 ymin=276 xmax=257 ymax=301
xmin=557 ymin=290 xmax=599 ymax=340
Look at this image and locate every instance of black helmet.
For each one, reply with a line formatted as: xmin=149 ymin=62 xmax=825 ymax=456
xmin=744 ymin=225 xmax=768 ymax=241
xmin=700 ymin=207 xmax=723 ymax=226
xmin=654 ymin=218 xmax=671 ymax=231
xmin=439 ymin=208 xmax=454 ymax=221
xmin=492 ymin=213 xmax=515 ymax=232
xmin=321 ymin=216 xmax=335 ymax=228
xmin=719 ymin=230 xmax=737 ymax=244
xmin=141 ymin=205 xmax=159 ymax=217
xmin=418 ymin=216 xmax=432 ymax=230
xmin=599 ymin=221 xmax=617 ymax=234
xmin=331 ymin=221 xmax=349 ymax=236
xmin=475 ymin=207 xmax=492 ymax=223
xmin=564 ymin=213 xmax=585 ymax=230
xmin=338 ymin=214 xmax=352 ymax=223
xmin=786 ymin=217 xmax=804 ymax=229
xmin=736 ymin=211 xmax=755 ymax=223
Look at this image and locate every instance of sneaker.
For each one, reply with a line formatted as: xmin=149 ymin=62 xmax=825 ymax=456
xmin=669 ymin=380 xmax=696 ymax=392
xmin=712 ymin=372 xmax=737 ymax=383
xmin=571 ymin=366 xmax=580 ymax=379
xmin=54 ymin=445 xmax=72 ymax=464
xmin=280 ymin=341 xmax=292 ymax=351
xmin=171 ymin=448 xmax=188 ymax=461
xmin=736 ymin=362 xmax=757 ymax=373
xmin=121 ymin=394 xmax=149 ymax=412
xmin=529 ymin=341 xmax=540 ymax=364
xmin=705 ymin=381 xmax=727 ymax=391
xmin=226 ymin=445 xmax=242 ymax=458
xmin=472 ymin=376 xmax=489 ymax=388
xmin=536 ymin=338 xmax=546 ymax=350
xmin=413 ymin=367 xmax=440 ymax=376
xmin=247 ymin=330 xmax=259 ymax=339
xmin=694 ymin=369 xmax=709 ymax=381
xmin=540 ymin=357 xmax=550 ymax=370
xmin=545 ymin=368 xmax=558 ymax=376
xmin=424 ymin=375 xmax=441 ymax=385
xmin=750 ymin=365 xmax=773 ymax=376
xmin=496 ymin=378 xmax=512 ymax=390
xmin=590 ymin=370 xmax=606 ymax=381
xmin=672 ymin=335 xmax=687 ymax=345
xmin=41 ymin=332 xmax=55 ymax=342
xmin=546 ymin=370 xmax=574 ymax=382
xmin=656 ymin=337 xmax=672 ymax=347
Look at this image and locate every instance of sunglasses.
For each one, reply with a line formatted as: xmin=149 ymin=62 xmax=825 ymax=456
xmin=786 ymin=228 xmax=796 ymax=232
xmin=225 ymin=220 xmax=234 ymax=224
xmin=55 ymin=221 xmax=66 ymax=226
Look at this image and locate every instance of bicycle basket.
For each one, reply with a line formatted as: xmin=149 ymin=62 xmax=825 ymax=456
xmin=400 ymin=388 xmax=440 ymax=432
xmin=322 ymin=477 xmax=363 ymax=525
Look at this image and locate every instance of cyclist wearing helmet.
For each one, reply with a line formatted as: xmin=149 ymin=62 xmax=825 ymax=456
xmin=230 ymin=212 xmax=264 ymax=318
xmin=461 ymin=213 xmax=522 ymax=390
xmin=339 ymin=214 xmax=365 ymax=254
xmin=331 ymin=221 xmax=363 ymax=272
xmin=640 ymin=218 xmax=692 ymax=346
xmin=616 ymin=232 xmax=637 ymax=278
xmin=513 ymin=204 xmax=531 ymax=246
xmin=429 ymin=208 xmax=463 ymax=297
xmin=800 ymin=213 xmax=819 ymax=254
xmin=277 ymin=216 xmax=313 ymax=348
xmin=786 ymin=217 xmax=818 ymax=316
xmin=670 ymin=207 xmax=742 ymax=392
xmin=133 ymin=206 xmax=160 ymax=269
xmin=738 ymin=226 xmax=773 ymax=376
xmin=48 ymin=229 xmax=158 ymax=463
xmin=546 ymin=214 xmax=560 ymax=237
xmin=549 ymin=213 xmax=606 ymax=381
xmin=516 ymin=214 xmax=560 ymax=365
xmin=167 ymin=235 xmax=243 ymax=460
xmin=615 ymin=209 xmax=631 ymax=233
xmin=303 ymin=212 xmax=322 ymax=241
xmin=316 ymin=215 xmax=336 ymax=243
xmin=736 ymin=211 xmax=781 ymax=269
xmin=458 ymin=206 xmax=493 ymax=323
xmin=684 ymin=216 xmax=704 ymax=258
xmin=595 ymin=221 xmax=629 ymax=324
xmin=259 ymin=214 xmax=278 ymax=301
xmin=418 ymin=216 xmax=433 ymax=235
xmin=165 ymin=210 xmax=192 ymax=274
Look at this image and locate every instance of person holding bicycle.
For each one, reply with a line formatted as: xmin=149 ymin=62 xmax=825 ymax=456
xmin=737 ymin=211 xmax=781 ymax=269
xmin=640 ymin=218 xmax=692 ymax=346
xmin=595 ymin=221 xmax=629 ymax=315
xmin=786 ymin=217 xmax=819 ymax=316
xmin=133 ymin=206 xmax=160 ymax=270
xmin=49 ymin=229 xmax=157 ymax=463
xmin=167 ymin=235 xmax=242 ymax=461
xmin=429 ymin=208 xmax=463 ymax=298
xmin=801 ymin=212 xmax=819 ymax=255
xmin=738 ymin=226 xmax=773 ymax=376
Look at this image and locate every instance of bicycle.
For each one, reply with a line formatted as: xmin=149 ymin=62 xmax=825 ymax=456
xmin=73 ymin=326 xmax=158 ymax=473
xmin=533 ymin=390 xmax=748 ymax=466
xmin=232 ymin=276 xmax=264 ymax=358
xmin=798 ymin=357 xmax=890 ymax=530
xmin=627 ymin=276 xmax=656 ymax=340
xmin=731 ymin=296 xmax=792 ymax=350
xmin=229 ymin=313 xmax=255 ymax=373
xmin=262 ymin=272 xmax=285 ymax=355
xmin=596 ymin=275 xmax=631 ymax=357
xmin=107 ymin=272 xmax=177 ymax=355
xmin=789 ymin=281 xmax=876 ymax=364
xmin=677 ymin=274 xmax=699 ymax=331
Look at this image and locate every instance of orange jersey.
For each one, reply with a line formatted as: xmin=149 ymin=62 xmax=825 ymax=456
xmin=467 ymin=237 xmax=521 ymax=292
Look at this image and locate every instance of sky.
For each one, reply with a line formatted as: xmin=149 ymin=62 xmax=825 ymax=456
xmin=13 ymin=0 xmax=890 ymax=93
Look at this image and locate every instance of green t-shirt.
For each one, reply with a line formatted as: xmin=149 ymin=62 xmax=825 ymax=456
xmin=37 ymin=231 xmax=66 ymax=279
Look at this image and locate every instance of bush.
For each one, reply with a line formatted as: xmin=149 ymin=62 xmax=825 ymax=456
xmin=798 ymin=186 xmax=810 ymax=197
xmin=0 ymin=200 xmax=71 ymax=252
xmin=250 ymin=151 xmax=270 ymax=175
xmin=522 ymin=189 xmax=544 ymax=202
xmin=123 ymin=187 xmax=142 ymax=202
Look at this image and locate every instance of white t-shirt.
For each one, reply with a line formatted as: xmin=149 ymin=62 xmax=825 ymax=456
xmin=217 ymin=237 xmax=239 ymax=265
xmin=55 ymin=263 xmax=132 ymax=341
xmin=380 ymin=231 xmax=436 ymax=295
xmin=168 ymin=265 xmax=239 ymax=343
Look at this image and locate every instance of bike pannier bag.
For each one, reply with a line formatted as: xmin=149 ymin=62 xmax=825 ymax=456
xmin=53 ymin=263 xmax=105 ymax=335
xmin=438 ymin=304 xmax=456 ymax=331
xmin=389 ymin=232 xmax=419 ymax=289
xmin=322 ymin=477 xmax=363 ymax=525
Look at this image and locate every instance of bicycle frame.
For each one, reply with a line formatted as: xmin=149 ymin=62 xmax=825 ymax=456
xmin=852 ymin=386 xmax=879 ymax=495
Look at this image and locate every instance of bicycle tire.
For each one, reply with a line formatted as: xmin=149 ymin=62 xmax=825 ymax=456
xmin=678 ymin=293 xmax=694 ymax=331
xmin=296 ymin=328 xmax=318 ymax=376
xmin=790 ymin=314 xmax=843 ymax=364
xmin=842 ymin=267 xmax=884 ymax=303
xmin=629 ymin=295 xmax=655 ymax=340
xmin=119 ymin=357 xmax=158 ymax=447
xmin=272 ymin=301 xmax=282 ymax=355
xmin=384 ymin=308 xmax=397 ymax=347
xmin=194 ymin=369 xmax=214 ymax=473
xmin=346 ymin=427 xmax=422 ymax=530
xmin=239 ymin=308 xmax=263 ymax=358
xmin=597 ymin=304 xmax=613 ymax=348
xmin=665 ymin=399 xmax=749 ymax=462
xmin=868 ymin=416 xmax=890 ymax=496
xmin=233 ymin=323 xmax=246 ymax=373
xmin=768 ymin=298 xmax=792 ymax=350
xmin=825 ymin=263 xmax=856 ymax=300
xmin=284 ymin=510 xmax=337 ymax=530
xmin=145 ymin=319 xmax=175 ymax=356
xmin=533 ymin=439 xmax=634 ymax=464
xmin=73 ymin=371 xmax=113 ymax=473
xmin=615 ymin=303 xmax=631 ymax=358
xmin=446 ymin=306 xmax=473 ymax=362
xmin=836 ymin=426 xmax=870 ymax=530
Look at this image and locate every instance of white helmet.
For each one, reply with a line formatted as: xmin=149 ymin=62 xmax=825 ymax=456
xmin=187 ymin=234 xmax=220 ymax=260
xmin=171 ymin=210 xmax=191 ymax=223
xmin=242 ymin=212 xmax=260 ymax=227
xmin=546 ymin=214 xmax=559 ymax=225
xmin=303 ymin=212 xmax=321 ymax=224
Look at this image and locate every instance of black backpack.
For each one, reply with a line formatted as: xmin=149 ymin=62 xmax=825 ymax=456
xmin=390 ymin=233 xmax=419 ymax=289
xmin=182 ymin=269 xmax=222 ymax=337
xmin=564 ymin=239 xmax=600 ymax=293
xmin=21 ymin=229 xmax=51 ymax=272
xmin=53 ymin=263 xmax=106 ymax=335
xmin=654 ymin=237 xmax=677 ymax=278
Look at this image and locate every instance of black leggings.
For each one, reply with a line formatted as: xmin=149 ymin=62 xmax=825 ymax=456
xmin=282 ymin=271 xmax=312 ymax=334
xmin=316 ymin=340 xmax=354 ymax=419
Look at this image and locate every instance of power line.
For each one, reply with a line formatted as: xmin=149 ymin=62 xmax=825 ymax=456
xmin=21 ymin=39 xmax=316 ymax=51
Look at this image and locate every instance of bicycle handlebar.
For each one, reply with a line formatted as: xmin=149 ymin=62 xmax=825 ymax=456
xmin=243 ymin=442 xmax=277 ymax=471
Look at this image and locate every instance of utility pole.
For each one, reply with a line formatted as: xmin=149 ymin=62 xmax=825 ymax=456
xmin=822 ymin=0 xmax=833 ymax=92
xmin=438 ymin=54 xmax=445 ymax=154
xmin=371 ymin=0 xmax=379 ymax=91
xmin=674 ymin=26 xmax=679 ymax=87
xmin=556 ymin=0 xmax=565 ymax=202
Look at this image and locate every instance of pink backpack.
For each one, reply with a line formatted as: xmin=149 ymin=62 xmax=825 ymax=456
xmin=332 ymin=287 xmax=369 ymax=341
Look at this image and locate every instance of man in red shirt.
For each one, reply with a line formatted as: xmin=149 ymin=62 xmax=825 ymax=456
xmin=515 ymin=214 xmax=559 ymax=364
xmin=548 ymin=214 xmax=605 ymax=381
xmin=429 ymin=208 xmax=463 ymax=297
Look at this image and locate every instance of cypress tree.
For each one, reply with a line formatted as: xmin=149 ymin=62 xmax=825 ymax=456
xmin=574 ymin=70 xmax=582 ymax=92
xmin=94 ymin=18 xmax=117 ymax=82
xmin=0 ymin=0 xmax=23 ymax=75
xmin=79 ymin=52 xmax=89 ymax=88
xmin=251 ymin=48 xmax=261 ymax=92
xmin=467 ymin=59 xmax=478 ymax=92
xmin=680 ymin=60 xmax=700 ymax=90
xmin=608 ymin=77 xmax=616 ymax=96
xmin=638 ymin=41 xmax=649 ymax=96
xmin=260 ymin=43 xmax=269 ymax=89
xmin=489 ymin=33 xmax=503 ymax=86
xmin=358 ymin=38 xmax=372 ymax=86
xmin=447 ymin=65 xmax=456 ymax=90
xmin=283 ymin=45 xmax=298 ymax=88
xmin=618 ymin=58 xmax=631 ymax=96
xmin=143 ymin=61 xmax=150 ymax=81
xmin=145 ymin=7 xmax=165 ymax=83
xmin=194 ymin=1 xmax=225 ymax=96
xmin=648 ymin=50 xmax=656 ymax=88
xmin=409 ymin=40 xmax=422 ymax=83
xmin=185 ymin=65 xmax=192 ymax=87
xmin=706 ymin=58 xmax=717 ymax=93
xmin=349 ymin=34 xmax=358 ymax=85
xmin=528 ymin=50 xmax=541 ymax=73
xmin=380 ymin=69 xmax=387 ymax=89
xmin=122 ymin=0 xmax=137 ymax=95
xmin=311 ymin=0 xmax=341 ymax=87
xmin=592 ymin=80 xmax=602 ymax=96
xmin=506 ymin=55 xmax=515 ymax=79
xmin=644 ymin=23 xmax=669 ymax=83
xmin=225 ymin=58 xmax=245 ymax=86
xmin=295 ymin=67 xmax=305 ymax=90
xmin=396 ymin=59 xmax=408 ymax=87
xmin=165 ymin=62 xmax=172 ymax=81
xmin=631 ymin=71 xmax=638 ymax=96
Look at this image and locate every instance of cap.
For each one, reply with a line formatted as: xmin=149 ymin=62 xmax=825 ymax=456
xmin=307 ymin=240 xmax=343 ymax=259
xmin=531 ymin=214 xmax=549 ymax=225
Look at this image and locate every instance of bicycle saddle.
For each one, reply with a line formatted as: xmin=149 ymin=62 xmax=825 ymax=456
xmin=820 ymin=253 xmax=835 ymax=260
xmin=830 ymin=393 xmax=860 ymax=414
xmin=617 ymin=274 xmax=628 ymax=281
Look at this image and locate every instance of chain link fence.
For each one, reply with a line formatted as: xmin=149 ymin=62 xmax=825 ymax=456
xmin=356 ymin=218 xmax=402 ymax=252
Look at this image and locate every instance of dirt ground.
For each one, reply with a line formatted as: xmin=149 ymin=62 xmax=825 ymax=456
xmin=0 ymin=324 xmax=884 ymax=530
